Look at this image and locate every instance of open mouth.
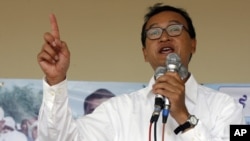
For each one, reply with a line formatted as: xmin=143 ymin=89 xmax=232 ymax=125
xmin=159 ymin=47 xmax=174 ymax=54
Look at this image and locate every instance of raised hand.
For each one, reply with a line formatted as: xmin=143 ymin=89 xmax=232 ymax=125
xmin=37 ymin=14 xmax=70 ymax=85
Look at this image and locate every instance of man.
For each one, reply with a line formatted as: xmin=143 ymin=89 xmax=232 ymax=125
xmin=1 ymin=116 xmax=28 ymax=141
xmin=18 ymin=119 xmax=33 ymax=141
xmin=37 ymin=3 xmax=245 ymax=141
xmin=83 ymin=88 xmax=115 ymax=115
xmin=30 ymin=121 xmax=38 ymax=141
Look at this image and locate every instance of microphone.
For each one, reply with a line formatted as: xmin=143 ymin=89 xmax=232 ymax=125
xmin=150 ymin=53 xmax=189 ymax=123
xmin=150 ymin=66 xmax=166 ymax=123
xmin=166 ymin=53 xmax=188 ymax=80
xmin=162 ymin=53 xmax=189 ymax=123
xmin=166 ymin=53 xmax=182 ymax=72
xmin=179 ymin=65 xmax=189 ymax=80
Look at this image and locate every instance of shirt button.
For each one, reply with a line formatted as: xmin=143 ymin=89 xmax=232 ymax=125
xmin=50 ymin=91 xmax=55 ymax=96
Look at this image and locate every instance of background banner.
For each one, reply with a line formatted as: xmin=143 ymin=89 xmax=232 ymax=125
xmin=203 ymin=83 xmax=250 ymax=124
xmin=0 ymin=78 xmax=249 ymax=141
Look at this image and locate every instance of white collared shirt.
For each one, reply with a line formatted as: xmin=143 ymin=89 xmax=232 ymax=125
xmin=38 ymin=74 xmax=245 ymax=141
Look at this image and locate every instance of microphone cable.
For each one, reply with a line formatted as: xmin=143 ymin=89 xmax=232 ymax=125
xmin=154 ymin=120 xmax=158 ymax=141
xmin=149 ymin=98 xmax=169 ymax=141
xmin=162 ymin=98 xmax=170 ymax=124
xmin=149 ymin=95 xmax=164 ymax=141
xmin=161 ymin=98 xmax=170 ymax=141
xmin=149 ymin=122 xmax=152 ymax=141
xmin=162 ymin=123 xmax=166 ymax=141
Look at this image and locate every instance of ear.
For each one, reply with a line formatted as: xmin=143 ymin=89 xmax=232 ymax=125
xmin=142 ymin=47 xmax=148 ymax=62
xmin=191 ymin=39 xmax=197 ymax=54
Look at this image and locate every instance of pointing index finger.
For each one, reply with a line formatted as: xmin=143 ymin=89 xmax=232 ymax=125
xmin=49 ymin=13 xmax=60 ymax=39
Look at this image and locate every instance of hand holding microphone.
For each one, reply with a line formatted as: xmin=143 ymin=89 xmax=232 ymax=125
xmin=151 ymin=53 xmax=189 ymax=123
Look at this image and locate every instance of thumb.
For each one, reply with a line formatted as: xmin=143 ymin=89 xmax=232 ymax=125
xmin=60 ymin=41 xmax=70 ymax=58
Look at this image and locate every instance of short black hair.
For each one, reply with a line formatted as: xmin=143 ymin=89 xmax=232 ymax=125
xmin=141 ymin=3 xmax=196 ymax=47
xmin=83 ymin=88 xmax=115 ymax=114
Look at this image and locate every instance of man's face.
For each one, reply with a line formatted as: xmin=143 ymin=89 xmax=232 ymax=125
xmin=21 ymin=120 xmax=29 ymax=131
xmin=143 ymin=11 xmax=196 ymax=71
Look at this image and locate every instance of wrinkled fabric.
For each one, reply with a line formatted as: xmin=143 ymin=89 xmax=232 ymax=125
xmin=37 ymin=74 xmax=245 ymax=141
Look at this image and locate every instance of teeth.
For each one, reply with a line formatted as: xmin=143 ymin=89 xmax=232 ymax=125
xmin=159 ymin=47 xmax=173 ymax=53
xmin=161 ymin=47 xmax=170 ymax=51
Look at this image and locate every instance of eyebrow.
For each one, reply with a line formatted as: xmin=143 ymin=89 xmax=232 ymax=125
xmin=147 ymin=20 xmax=183 ymax=29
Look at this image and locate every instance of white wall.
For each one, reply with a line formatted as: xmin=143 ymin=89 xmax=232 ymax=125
xmin=0 ymin=0 xmax=249 ymax=83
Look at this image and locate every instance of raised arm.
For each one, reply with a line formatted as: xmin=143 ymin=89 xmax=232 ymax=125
xmin=37 ymin=14 xmax=79 ymax=141
xmin=37 ymin=13 xmax=70 ymax=85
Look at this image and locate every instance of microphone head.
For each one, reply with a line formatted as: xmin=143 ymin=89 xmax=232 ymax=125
xmin=166 ymin=53 xmax=181 ymax=72
xmin=166 ymin=53 xmax=189 ymax=80
xmin=179 ymin=65 xmax=189 ymax=80
xmin=154 ymin=66 xmax=166 ymax=80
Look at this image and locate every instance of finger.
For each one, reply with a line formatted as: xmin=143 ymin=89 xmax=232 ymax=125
xmin=60 ymin=41 xmax=70 ymax=54
xmin=41 ymin=43 xmax=59 ymax=61
xmin=44 ymin=32 xmax=56 ymax=46
xmin=37 ymin=50 xmax=56 ymax=64
xmin=49 ymin=13 xmax=60 ymax=39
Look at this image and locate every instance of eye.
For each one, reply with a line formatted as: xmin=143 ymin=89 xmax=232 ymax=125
xmin=168 ymin=25 xmax=181 ymax=32
xmin=149 ymin=28 xmax=160 ymax=35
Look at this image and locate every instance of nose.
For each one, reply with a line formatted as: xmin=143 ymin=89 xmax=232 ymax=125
xmin=159 ymin=30 xmax=170 ymax=41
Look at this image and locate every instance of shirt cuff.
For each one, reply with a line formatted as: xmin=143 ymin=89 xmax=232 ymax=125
xmin=43 ymin=77 xmax=68 ymax=109
xmin=179 ymin=121 xmax=209 ymax=140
